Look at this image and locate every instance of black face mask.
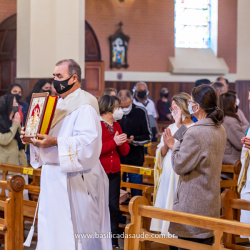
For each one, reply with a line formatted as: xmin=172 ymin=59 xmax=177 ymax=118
xmin=53 ymin=76 xmax=75 ymax=94
xmin=137 ymin=90 xmax=147 ymax=99
xmin=163 ymin=93 xmax=169 ymax=98
xmin=236 ymin=105 xmax=238 ymax=113
xmin=12 ymin=105 xmax=19 ymax=114
xmin=42 ymin=89 xmax=51 ymax=95
xmin=12 ymin=94 xmax=22 ymax=103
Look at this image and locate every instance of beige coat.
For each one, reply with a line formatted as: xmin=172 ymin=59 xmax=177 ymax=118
xmin=0 ymin=123 xmax=27 ymax=167
xmin=222 ymin=116 xmax=245 ymax=166
xmin=169 ymin=118 xmax=226 ymax=239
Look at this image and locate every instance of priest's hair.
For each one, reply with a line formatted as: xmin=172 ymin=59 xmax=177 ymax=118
xmin=56 ymin=59 xmax=81 ymax=82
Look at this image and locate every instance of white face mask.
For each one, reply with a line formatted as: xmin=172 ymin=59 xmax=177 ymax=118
xmin=122 ymin=104 xmax=132 ymax=115
xmin=188 ymin=103 xmax=197 ymax=115
xmin=171 ymin=112 xmax=186 ymax=122
xmin=236 ymin=98 xmax=240 ymax=106
xmin=113 ymin=108 xmax=124 ymax=120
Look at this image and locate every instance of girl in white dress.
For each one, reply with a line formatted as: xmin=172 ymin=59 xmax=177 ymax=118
xmin=150 ymin=92 xmax=194 ymax=235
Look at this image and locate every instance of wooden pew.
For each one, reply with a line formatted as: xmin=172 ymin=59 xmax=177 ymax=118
xmin=143 ymin=156 xmax=155 ymax=169
xmin=220 ymin=161 xmax=242 ymax=192
xmin=147 ymin=143 xmax=159 ymax=157
xmin=0 ymin=164 xmax=40 ymax=225
xmin=221 ymin=189 xmax=250 ymax=249
xmin=158 ymin=121 xmax=172 ymax=133
xmin=0 ymin=175 xmax=25 ymax=250
xmin=125 ymin=196 xmax=250 ymax=250
xmin=0 ymin=163 xmax=41 ymax=201
xmin=120 ymin=164 xmax=154 ymax=217
xmin=0 ymin=163 xmax=154 ymax=221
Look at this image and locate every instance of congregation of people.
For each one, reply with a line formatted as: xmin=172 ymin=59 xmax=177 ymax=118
xmin=1 ymin=63 xmax=250 ymax=250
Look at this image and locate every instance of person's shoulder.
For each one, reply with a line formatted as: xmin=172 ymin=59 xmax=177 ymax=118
xmin=134 ymin=104 xmax=147 ymax=112
xmin=20 ymin=101 xmax=29 ymax=108
xmin=134 ymin=104 xmax=148 ymax=116
xmin=224 ymin=115 xmax=240 ymax=125
xmin=147 ymin=98 xmax=155 ymax=105
xmin=168 ymin=123 xmax=177 ymax=130
xmin=237 ymin=108 xmax=244 ymax=115
xmin=77 ymin=103 xmax=98 ymax=115
xmin=81 ymin=90 xmax=97 ymax=102
xmin=184 ymin=123 xmax=205 ymax=139
xmin=114 ymin=121 xmax=122 ymax=130
xmin=156 ymin=99 xmax=162 ymax=105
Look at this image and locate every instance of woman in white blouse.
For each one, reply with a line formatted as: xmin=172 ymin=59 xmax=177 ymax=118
xmin=150 ymin=92 xmax=194 ymax=235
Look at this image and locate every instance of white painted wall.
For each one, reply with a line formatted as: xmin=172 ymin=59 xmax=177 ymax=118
xmin=237 ymin=0 xmax=250 ymax=80
xmin=17 ymin=0 xmax=85 ymax=78
xmin=105 ymin=71 xmax=237 ymax=83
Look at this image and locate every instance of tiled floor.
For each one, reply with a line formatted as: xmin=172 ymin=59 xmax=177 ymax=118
xmin=23 ymin=239 xmax=125 ymax=250
xmin=23 ymin=222 xmax=125 ymax=250
xmin=21 ymin=224 xmax=250 ymax=250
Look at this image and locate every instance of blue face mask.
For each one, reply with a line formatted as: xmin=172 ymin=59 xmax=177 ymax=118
xmin=188 ymin=103 xmax=197 ymax=115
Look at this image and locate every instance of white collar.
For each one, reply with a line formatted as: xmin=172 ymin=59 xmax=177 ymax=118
xmin=63 ymin=88 xmax=81 ymax=100
xmin=100 ymin=116 xmax=113 ymax=126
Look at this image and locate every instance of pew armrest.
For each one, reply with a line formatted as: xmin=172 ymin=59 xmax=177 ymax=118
xmin=143 ymin=186 xmax=154 ymax=194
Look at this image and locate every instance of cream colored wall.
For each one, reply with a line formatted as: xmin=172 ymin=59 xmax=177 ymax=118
xmin=237 ymin=0 xmax=250 ymax=80
xmin=17 ymin=0 xmax=85 ymax=79
xmin=17 ymin=0 xmax=30 ymax=78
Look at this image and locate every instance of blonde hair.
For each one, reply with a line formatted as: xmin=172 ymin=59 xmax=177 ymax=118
xmin=172 ymin=92 xmax=191 ymax=118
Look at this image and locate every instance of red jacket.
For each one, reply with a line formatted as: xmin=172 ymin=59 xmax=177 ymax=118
xmin=100 ymin=121 xmax=130 ymax=173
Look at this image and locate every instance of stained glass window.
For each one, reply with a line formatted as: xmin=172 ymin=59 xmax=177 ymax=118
xmin=175 ymin=0 xmax=211 ymax=48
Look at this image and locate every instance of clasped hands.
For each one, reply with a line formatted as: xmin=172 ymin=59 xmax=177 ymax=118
xmin=113 ymin=131 xmax=134 ymax=146
xmin=242 ymin=137 xmax=250 ymax=149
xmin=20 ymin=127 xmax=57 ymax=148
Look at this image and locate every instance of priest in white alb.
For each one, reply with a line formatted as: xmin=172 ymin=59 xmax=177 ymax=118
xmin=22 ymin=59 xmax=112 ymax=250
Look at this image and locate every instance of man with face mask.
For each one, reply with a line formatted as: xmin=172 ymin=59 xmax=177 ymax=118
xmin=133 ymin=82 xmax=159 ymax=142
xmin=21 ymin=59 xmax=112 ymax=250
xmin=118 ymin=89 xmax=152 ymax=196
xmin=157 ymin=87 xmax=172 ymax=121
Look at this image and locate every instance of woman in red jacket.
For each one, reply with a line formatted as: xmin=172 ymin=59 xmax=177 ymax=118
xmin=99 ymin=95 xmax=130 ymax=249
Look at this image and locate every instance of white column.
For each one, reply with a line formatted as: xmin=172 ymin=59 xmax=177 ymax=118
xmin=17 ymin=0 xmax=85 ymax=79
xmin=237 ymin=0 xmax=250 ymax=80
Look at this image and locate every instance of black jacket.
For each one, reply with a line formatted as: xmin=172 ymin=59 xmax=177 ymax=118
xmin=118 ymin=104 xmax=152 ymax=166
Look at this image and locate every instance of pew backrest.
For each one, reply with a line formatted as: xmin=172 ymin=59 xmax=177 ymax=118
xmin=121 ymin=164 xmax=154 ymax=191
xmin=143 ymin=156 xmax=155 ymax=168
xmin=120 ymin=165 xmax=154 ymax=218
xmin=125 ymin=196 xmax=250 ymax=250
xmin=221 ymin=189 xmax=250 ymax=249
xmin=221 ymin=161 xmax=242 ymax=191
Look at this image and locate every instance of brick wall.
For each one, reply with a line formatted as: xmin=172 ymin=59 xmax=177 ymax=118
xmin=85 ymin=0 xmax=175 ymax=72
xmin=0 ymin=0 xmax=237 ymax=74
xmin=218 ymin=0 xmax=237 ymax=73
xmin=0 ymin=0 xmax=16 ymax=24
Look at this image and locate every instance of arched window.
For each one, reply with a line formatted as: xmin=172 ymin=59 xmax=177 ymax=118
xmin=175 ymin=0 xmax=211 ymax=48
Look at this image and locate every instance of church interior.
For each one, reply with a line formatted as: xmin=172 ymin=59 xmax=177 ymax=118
xmin=1 ymin=0 xmax=250 ymax=249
